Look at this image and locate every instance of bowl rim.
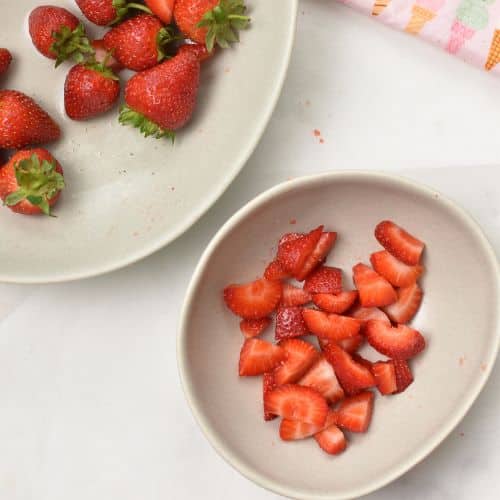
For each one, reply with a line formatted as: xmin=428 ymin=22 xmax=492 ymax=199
xmin=177 ymin=170 xmax=500 ymax=500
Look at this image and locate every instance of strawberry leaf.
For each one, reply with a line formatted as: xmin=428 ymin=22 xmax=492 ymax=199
xmin=119 ymin=105 xmax=175 ymax=142
xmin=112 ymin=0 xmax=153 ymax=25
xmin=51 ymin=23 xmax=94 ymax=68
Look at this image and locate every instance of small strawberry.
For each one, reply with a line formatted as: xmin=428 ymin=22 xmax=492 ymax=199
xmin=0 ymin=90 xmax=60 ymax=149
xmin=0 ymin=149 xmax=64 ymax=216
xmin=375 ymin=220 xmax=425 ymax=266
xmin=384 ymin=282 xmax=423 ymax=324
xmin=314 ymin=424 xmax=347 ymax=455
xmin=393 ymin=359 xmax=414 ymax=393
xmin=64 ymin=61 xmax=120 ymax=120
xmin=352 ymin=263 xmax=397 ymax=308
xmin=302 ymin=309 xmax=360 ymax=341
xmin=76 ymin=0 xmax=153 ymax=26
xmin=298 ymin=355 xmax=345 ymax=403
xmin=120 ymin=50 xmax=200 ymax=139
xmin=280 ymin=409 xmax=337 ymax=441
xmin=145 ymin=0 xmax=176 ymax=24
xmin=29 ymin=6 xmax=93 ymax=66
xmin=275 ymin=306 xmax=309 ymax=341
xmin=274 ymin=338 xmax=319 ymax=385
xmin=264 ymin=260 xmax=290 ymax=281
xmin=178 ymin=42 xmax=214 ymax=62
xmin=280 ymin=284 xmax=311 ymax=307
xmin=91 ymin=40 xmax=123 ymax=72
xmin=263 ymin=372 xmax=277 ymax=421
xmin=335 ymin=391 xmax=374 ymax=433
xmin=371 ymin=361 xmax=397 ymax=395
xmin=238 ymin=338 xmax=286 ymax=376
xmin=297 ymin=231 xmax=337 ymax=280
xmin=174 ymin=0 xmax=250 ymax=52
xmin=348 ymin=305 xmax=391 ymax=326
xmin=370 ymin=250 xmax=424 ymax=288
xmin=312 ymin=290 xmax=358 ymax=314
xmin=239 ymin=317 xmax=271 ymax=339
xmin=303 ymin=266 xmax=343 ymax=295
xmin=0 ymin=48 xmax=12 ymax=76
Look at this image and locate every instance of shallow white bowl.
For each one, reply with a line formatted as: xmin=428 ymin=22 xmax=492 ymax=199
xmin=178 ymin=171 xmax=500 ymax=499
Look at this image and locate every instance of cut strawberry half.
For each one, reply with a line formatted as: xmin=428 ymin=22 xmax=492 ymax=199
xmin=312 ymin=290 xmax=358 ymax=314
xmin=303 ymin=266 xmax=342 ymax=295
xmin=263 ymin=372 xmax=277 ymax=421
xmin=348 ymin=305 xmax=391 ymax=326
xmin=264 ymin=260 xmax=290 ymax=281
xmin=393 ymin=359 xmax=414 ymax=393
xmin=365 ymin=320 xmax=425 ymax=359
xmin=302 ymin=309 xmax=360 ymax=340
xmin=298 ymin=355 xmax=345 ymax=403
xmin=352 ymin=263 xmax=397 ymax=308
xmin=264 ymin=384 xmax=328 ymax=426
xmin=384 ymin=283 xmax=423 ymax=324
xmin=275 ymin=306 xmax=309 ymax=341
xmin=274 ymin=338 xmax=319 ymax=385
xmin=314 ymin=424 xmax=347 ymax=455
xmin=239 ymin=317 xmax=271 ymax=339
xmin=239 ymin=338 xmax=287 ymax=376
xmin=375 ymin=220 xmax=425 ymax=266
xmin=370 ymin=250 xmax=424 ymax=287
xmin=280 ymin=409 xmax=337 ymax=441
xmin=281 ymin=283 xmax=311 ymax=307
xmin=336 ymin=391 xmax=374 ymax=433
xmin=323 ymin=343 xmax=375 ymax=395
xmin=296 ymin=231 xmax=337 ymax=281
xmin=371 ymin=361 xmax=397 ymax=395
xmin=224 ymin=278 xmax=282 ymax=319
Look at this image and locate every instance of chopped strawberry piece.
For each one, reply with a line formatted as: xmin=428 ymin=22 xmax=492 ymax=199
xmin=264 ymin=384 xmax=329 ymax=426
xmin=312 ymin=290 xmax=358 ymax=314
xmin=375 ymin=220 xmax=425 ymax=266
xmin=304 ymin=266 xmax=343 ymax=294
xmin=384 ymin=283 xmax=423 ymax=324
xmin=280 ymin=409 xmax=337 ymax=440
xmin=314 ymin=424 xmax=347 ymax=455
xmin=239 ymin=317 xmax=271 ymax=339
xmin=298 ymin=355 xmax=345 ymax=403
xmin=281 ymin=283 xmax=311 ymax=307
xmin=224 ymin=278 xmax=282 ymax=319
xmin=352 ymin=263 xmax=397 ymax=308
xmin=263 ymin=372 xmax=277 ymax=421
xmin=370 ymin=250 xmax=424 ymax=287
xmin=323 ymin=343 xmax=375 ymax=395
xmin=348 ymin=305 xmax=391 ymax=326
xmin=365 ymin=320 xmax=425 ymax=359
xmin=264 ymin=260 xmax=290 ymax=281
xmin=278 ymin=232 xmax=302 ymax=246
xmin=275 ymin=306 xmax=309 ymax=341
xmin=338 ymin=335 xmax=365 ymax=354
xmin=371 ymin=361 xmax=397 ymax=395
xmin=239 ymin=338 xmax=287 ymax=376
xmin=336 ymin=391 xmax=374 ymax=433
xmin=274 ymin=338 xmax=319 ymax=385
xmin=297 ymin=231 xmax=337 ymax=281
xmin=393 ymin=359 xmax=414 ymax=393
xmin=351 ymin=353 xmax=373 ymax=370
xmin=302 ymin=309 xmax=360 ymax=340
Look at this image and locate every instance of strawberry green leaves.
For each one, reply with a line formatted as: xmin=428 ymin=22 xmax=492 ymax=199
xmin=119 ymin=105 xmax=175 ymax=141
xmin=112 ymin=0 xmax=153 ymax=25
xmin=51 ymin=23 xmax=94 ymax=67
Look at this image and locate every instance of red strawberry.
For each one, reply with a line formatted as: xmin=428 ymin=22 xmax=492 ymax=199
xmin=174 ymin=0 xmax=250 ymax=51
xmin=375 ymin=220 xmax=425 ymax=266
xmin=238 ymin=338 xmax=286 ymax=376
xmin=239 ymin=317 xmax=271 ymax=339
xmin=304 ymin=266 xmax=342 ymax=295
xmin=314 ymin=424 xmax=347 ymax=455
xmin=280 ymin=409 xmax=337 ymax=441
xmin=103 ymin=15 xmax=179 ymax=71
xmin=264 ymin=384 xmax=328 ymax=426
xmin=0 ymin=90 xmax=60 ymax=149
xmin=337 ymin=335 xmax=365 ymax=354
xmin=0 ymin=48 xmax=12 ymax=76
xmin=302 ymin=309 xmax=360 ymax=341
xmin=64 ymin=62 xmax=120 ymax=120
xmin=145 ymin=0 xmax=176 ymax=24
xmin=274 ymin=339 xmax=319 ymax=385
xmin=352 ymin=263 xmax=397 ymax=308
xmin=298 ymin=355 xmax=345 ymax=403
xmin=275 ymin=306 xmax=309 ymax=341
xmin=0 ymin=149 xmax=64 ymax=216
xmin=278 ymin=232 xmax=302 ymax=246
xmin=224 ymin=277 xmax=281 ymax=319
xmin=280 ymin=284 xmax=311 ymax=307
xmin=29 ymin=6 xmax=93 ymax=66
xmin=297 ymin=231 xmax=337 ymax=280
xmin=312 ymin=290 xmax=358 ymax=314
xmin=348 ymin=305 xmax=391 ymax=326
xmin=76 ymin=0 xmax=152 ymax=26
xmin=365 ymin=320 xmax=425 ymax=359
xmin=370 ymin=250 xmax=424 ymax=287
xmin=393 ymin=359 xmax=414 ymax=393
xmin=323 ymin=343 xmax=375 ymax=395
xmin=384 ymin=283 xmax=423 ymax=324
xmin=263 ymin=372 xmax=277 ymax=421
xmin=91 ymin=40 xmax=122 ymax=72
xmin=335 ymin=391 xmax=374 ymax=433
xmin=178 ymin=42 xmax=214 ymax=62
xmin=371 ymin=361 xmax=397 ymax=395
xmin=264 ymin=260 xmax=290 ymax=281
xmin=120 ymin=50 xmax=200 ymax=138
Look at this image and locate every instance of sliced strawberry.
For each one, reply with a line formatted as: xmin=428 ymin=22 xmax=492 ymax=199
xmin=263 ymin=372 xmax=277 ymax=421
xmin=348 ymin=305 xmax=391 ymax=326
xmin=371 ymin=361 xmax=397 ymax=395
xmin=365 ymin=320 xmax=425 ymax=359
xmin=280 ymin=409 xmax=337 ymax=440
xmin=393 ymin=359 xmax=414 ymax=393
xmin=224 ymin=278 xmax=282 ymax=319
xmin=375 ymin=220 xmax=425 ymax=265
xmin=239 ymin=317 xmax=271 ymax=339
xmin=352 ymin=263 xmax=397 ymax=308
xmin=338 ymin=335 xmax=365 ymax=354
xmin=323 ymin=343 xmax=375 ymax=395
xmin=298 ymin=355 xmax=345 ymax=403
xmin=297 ymin=231 xmax=337 ymax=281
xmin=302 ymin=309 xmax=360 ymax=341
xmin=351 ymin=353 xmax=373 ymax=370
xmin=384 ymin=283 xmax=423 ymax=324
xmin=370 ymin=250 xmax=424 ymax=287
xmin=336 ymin=391 xmax=374 ymax=433
xmin=264 ymin=384 xmax=328 ymax=426
xmin=239 ymin=338 xmax=287 ymax=376
xmin=274 ymin=339 xmax=319 ymax=385
xmin=304 ymin=266 xmax=343 ymax=295
xmin=275 ymin=306 xmax=309 ymax=341
xmin=314 ymin=424 xmax=347 ymax=455
xmin=281 ymin=283 xmax=311 ymax=307
xmin=278 ymin=232 xmax=302 ymax=246
xmin=312 ymin=290 xmax=358 ymax=314
xmin=264 ymin=260 xmax=290 ymax=281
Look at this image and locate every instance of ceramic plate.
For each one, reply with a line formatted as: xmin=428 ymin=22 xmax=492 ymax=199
xmin=178 ymin=171 xmax=500 ymax=499
xmin=0 ymin=0 xmax=297 ymax=283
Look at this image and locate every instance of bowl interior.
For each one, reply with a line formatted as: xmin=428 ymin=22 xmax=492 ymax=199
xmin=179 ymin=173 xmax=499 ymax=499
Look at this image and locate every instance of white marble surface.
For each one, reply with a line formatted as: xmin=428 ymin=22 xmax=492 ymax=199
xmin=1 ymin=1 xmax=500 ymax=499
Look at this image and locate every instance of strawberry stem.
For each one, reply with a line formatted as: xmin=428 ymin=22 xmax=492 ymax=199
xmin=112 ymin=0 xmax=153 ymax=24
xmin=118 ymin=105 xmax=175 ymax=142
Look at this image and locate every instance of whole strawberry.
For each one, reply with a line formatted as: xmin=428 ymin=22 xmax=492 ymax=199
xmin=0 ymin=48 xmax=12 ymax=76
xmin=119 ymin=50 xmax=200 ymax=138
xmin=0 ymin=90 xmax=61 ymax=149
xmin=0 ymin=149 xmax=65 ymax=216
xmin=145 ymin=0 xmax=175 ymax=24
xmin=29 ymin=5 xmax=93 ymax=66
xmin=65 ymin=61 xmax=120 ymax=120
xmin=76 ymin=0 xmax=153 ymax=26
xmin=103 ymin=14 xmax=179 ymax=71
xmin=174 ymin=0 xmax=250 ymax=51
